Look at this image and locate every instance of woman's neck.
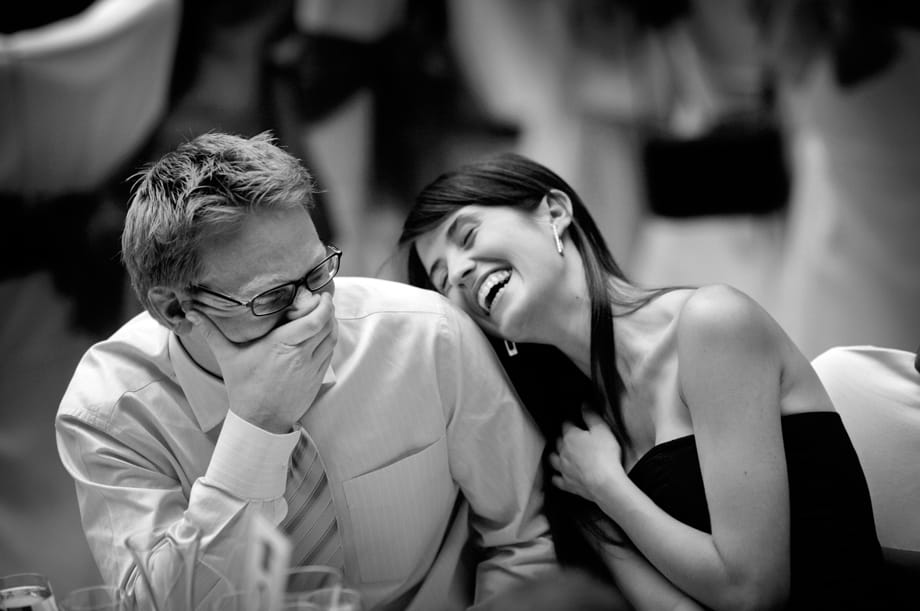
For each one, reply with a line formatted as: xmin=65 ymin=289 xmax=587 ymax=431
xmin=540 ymin=250 xmax=594 ymax=375
xmin=612 ymin=282 xmax=687 ymax=386
xmin=552 ymin=275 xmax=678 ymax=383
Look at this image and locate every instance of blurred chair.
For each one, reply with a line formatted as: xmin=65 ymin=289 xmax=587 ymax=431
xmin=0 ymin=0 xmax=181 ymax=198
xmin=812 ymin=345 xmax=920 ymax=608
xmin=0 ymin=0 xmax=180 ymax=334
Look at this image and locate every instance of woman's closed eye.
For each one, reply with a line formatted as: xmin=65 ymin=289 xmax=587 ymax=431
xmin=435 ymin=232 xmax=475 ymax=292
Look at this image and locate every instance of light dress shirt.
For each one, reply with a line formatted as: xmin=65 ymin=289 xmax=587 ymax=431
xmin=56 ymin=277 xmax=555 ymax=610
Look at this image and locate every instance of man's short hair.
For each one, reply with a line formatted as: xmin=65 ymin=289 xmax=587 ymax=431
xmin=121 ymin=132 xmax=316 ymax=318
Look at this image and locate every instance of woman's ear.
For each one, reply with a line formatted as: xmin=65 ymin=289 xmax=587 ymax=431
xmin=543 ymin=189 xmax=574 ymax=234
xmin=148 ymin=286 xmax=194 ymax=334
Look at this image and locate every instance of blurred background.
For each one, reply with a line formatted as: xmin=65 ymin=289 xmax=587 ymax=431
xmin=2 ymin=0 xmax=918 ymax=597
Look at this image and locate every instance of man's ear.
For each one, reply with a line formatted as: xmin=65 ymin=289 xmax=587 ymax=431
xmin=542 ymin=189 xmax=574 ymax=234
xmin=148 ymin=286 xmax=194 ymax=334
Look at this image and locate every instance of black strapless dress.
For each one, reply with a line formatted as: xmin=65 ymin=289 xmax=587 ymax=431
xmin=628 ymin=411 xmax=886 ymax=610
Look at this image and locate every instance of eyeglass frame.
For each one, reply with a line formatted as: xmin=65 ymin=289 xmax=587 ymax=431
xmin=188 ymin=244 xmax=342 ymax=317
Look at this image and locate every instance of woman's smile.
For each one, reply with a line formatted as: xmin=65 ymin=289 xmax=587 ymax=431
xmin=477 ymin=268 xmax=511 ymax=314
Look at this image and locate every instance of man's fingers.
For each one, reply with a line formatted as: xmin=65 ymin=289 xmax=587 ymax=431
xmin=275 ymin=293 xmax=336 ymax=347
xmin=284 ymin=290 xmax=324 ymax=321
xmin=312 ymin=324 xmax=338 ymax=361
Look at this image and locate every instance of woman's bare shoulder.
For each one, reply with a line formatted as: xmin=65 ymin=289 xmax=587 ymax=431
xmin=676 ymin=284 xmax=772 ymax=343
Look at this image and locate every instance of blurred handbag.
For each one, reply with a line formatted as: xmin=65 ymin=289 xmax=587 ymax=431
xmin=637 ymin=21 xmax=790 ymax=217
xmin=642 ymin=110 xmax=789 ymax=218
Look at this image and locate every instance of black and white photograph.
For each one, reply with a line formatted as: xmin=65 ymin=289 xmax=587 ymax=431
xmin=2 ymin=1 xmax=918 ymax=609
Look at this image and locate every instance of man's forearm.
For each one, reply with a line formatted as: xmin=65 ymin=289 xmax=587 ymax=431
xmin=59 ymin=410 xmax=298 ymax=608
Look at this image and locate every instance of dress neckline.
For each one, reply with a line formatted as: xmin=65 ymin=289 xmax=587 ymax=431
xmin=628 ymin=434 xmax=695 ymax=477
xmin=627 ymin=411 xmax=841 ymax=477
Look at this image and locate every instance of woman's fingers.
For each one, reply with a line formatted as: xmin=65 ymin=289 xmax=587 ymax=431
xmin=551 ymin=474 xmax=569 ymax=492
xmin=582 ymin=408 xmax=606 ymax=429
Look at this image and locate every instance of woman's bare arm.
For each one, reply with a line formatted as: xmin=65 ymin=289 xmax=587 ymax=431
xmin=554 ymin=286 xmax=791 ymax=610
xmin=600 ymin=540 xmax=706 ymax=611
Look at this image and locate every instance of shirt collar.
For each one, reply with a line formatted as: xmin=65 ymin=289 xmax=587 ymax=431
xmin=168 ymin=332 xmax=337 ymax=432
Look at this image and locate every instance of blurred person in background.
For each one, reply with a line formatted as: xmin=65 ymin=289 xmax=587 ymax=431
xmin=450 ymin=0 xmax=920 ymax=369
xmin=275 ymin=0 xmax=506 ymax=278
xmin=277 ymin=0 xmax=409 ymax=277
xmin=757 ymin=1 xmax=920 ymax=358
xmin=448 ymin=0 xmax=644 ymax=265
xmin=399 ymin=152 xmax=887 ymax=610
xmin=449 ymin=0 xmax=790 ymax=311
xmin=55 ymin=132 xmax=555 ymax=610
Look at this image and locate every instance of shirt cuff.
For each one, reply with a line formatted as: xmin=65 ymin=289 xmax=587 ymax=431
xmin=205 ymin=410 xmax=300 ymax=500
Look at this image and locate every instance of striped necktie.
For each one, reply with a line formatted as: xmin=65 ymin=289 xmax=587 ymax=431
xmin=281 ymin=430 xmax=343 ymax=569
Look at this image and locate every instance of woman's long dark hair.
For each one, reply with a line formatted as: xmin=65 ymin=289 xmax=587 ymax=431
xmin=398 ymin=153 xmax=676 ymax=581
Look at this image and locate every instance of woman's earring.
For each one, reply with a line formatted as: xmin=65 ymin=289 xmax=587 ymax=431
xmin=551 ymin=223 xmax=564 ymax=256
xmin=504 ymin=339 xmax=519 ymax=357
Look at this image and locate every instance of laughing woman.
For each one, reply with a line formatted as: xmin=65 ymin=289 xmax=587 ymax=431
xmin=397 ymin=153 xmax=886 ymax=610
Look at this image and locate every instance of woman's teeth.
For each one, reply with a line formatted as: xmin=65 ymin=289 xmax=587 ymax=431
xmin=478 ymin=270 xmax=511 ymax=313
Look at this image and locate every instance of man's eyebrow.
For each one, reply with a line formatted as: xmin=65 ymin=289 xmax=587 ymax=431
xmin=190 ymin=296 xmax=241 ymax=312
xmin=265 ymin=244 xmax=329 ymax=287
xmin=207 ymin=246 xmax=327 ymax=299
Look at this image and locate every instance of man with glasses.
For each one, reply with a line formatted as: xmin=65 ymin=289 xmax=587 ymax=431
xmin=55 ymin=132 xmax=555 ymax=610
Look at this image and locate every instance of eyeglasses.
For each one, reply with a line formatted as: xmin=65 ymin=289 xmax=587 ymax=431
xmin=190 ymin=244 xmax=342 ymax=317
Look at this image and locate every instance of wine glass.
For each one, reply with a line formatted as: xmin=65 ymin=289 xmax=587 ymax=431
xmin=279 ymin=602 xmax=321 ymax=611
xmin=209 ymin=589 xmax=267 ymax=611
xmin=0 ymin=573 xmax=58 ymax=611
xmin=124 ymin=523 xmax=202 ymax=611
xmin=283 ymin=566 xmax=342 ymax=603
xmin=59 ymin=585 xmax=126 ymax=611
xmin=301 ymin=586 xmax=362 ymax=611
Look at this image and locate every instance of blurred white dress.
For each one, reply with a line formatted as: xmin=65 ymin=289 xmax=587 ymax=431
xmin=777 ymin=32 xmax=920 ymax=358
